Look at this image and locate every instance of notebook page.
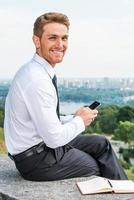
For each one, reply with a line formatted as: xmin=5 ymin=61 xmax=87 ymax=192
xmin=109 ymin=180 xmax=134 ymax=193
xmin=77 ymin=177 xmax=111 ymax=194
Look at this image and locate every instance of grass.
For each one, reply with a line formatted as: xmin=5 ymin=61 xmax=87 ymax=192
xmin=0 ymin=127 xmax=4 ymax=140
xmin=125 ymin=168 xmax=134 ymax=181
xmin=0 ymin=127 xmax=7 ymax=154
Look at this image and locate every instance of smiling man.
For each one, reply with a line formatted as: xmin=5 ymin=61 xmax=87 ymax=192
xmin=4 ymin=12 xmax=128 ymax=181
xmin=33 ymin=22 xmax=68 ymax=66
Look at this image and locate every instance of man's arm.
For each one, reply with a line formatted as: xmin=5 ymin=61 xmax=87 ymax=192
xmin=24 ymin=79 xmax=86 ymax=148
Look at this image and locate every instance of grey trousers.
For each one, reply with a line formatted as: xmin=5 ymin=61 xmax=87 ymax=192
xmin=15 ymin=135 xmax=128 ymax=181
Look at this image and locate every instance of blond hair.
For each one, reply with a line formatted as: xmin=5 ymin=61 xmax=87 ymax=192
xmin=33 ymin=12 xmax=70 ymax=38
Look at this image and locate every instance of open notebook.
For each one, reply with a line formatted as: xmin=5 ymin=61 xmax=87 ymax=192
xmin=76 ymin=176 xmax=134 ymax=195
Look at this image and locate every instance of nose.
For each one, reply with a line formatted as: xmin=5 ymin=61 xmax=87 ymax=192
xmin=55 ymin=38 xmax=63 ymax=48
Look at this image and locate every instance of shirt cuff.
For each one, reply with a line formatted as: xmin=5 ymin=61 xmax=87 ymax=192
xmin=71 ymin=116 xmax=85 ymax=133
xmin=60 ymin=115 xmax=74 ymax=124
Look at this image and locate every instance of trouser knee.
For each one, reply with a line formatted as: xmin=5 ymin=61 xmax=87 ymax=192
xmin=94 ymin=135 xmax=112 ymax=157
xmin=99 ymin=136 xmax=111 ymax=148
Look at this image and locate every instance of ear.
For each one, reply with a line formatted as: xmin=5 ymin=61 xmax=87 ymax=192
xmin=32 ymin=35 xmax=40 ymax=49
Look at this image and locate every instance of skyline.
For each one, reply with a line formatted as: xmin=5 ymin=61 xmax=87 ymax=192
xmin=0 ymin=0 xmax=133 ymax=79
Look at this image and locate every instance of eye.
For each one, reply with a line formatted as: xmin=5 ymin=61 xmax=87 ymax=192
xmin=62 ymin=36 xmax=68 ymax=41
xmin=49 ymin=36 xmax=57 ymax=41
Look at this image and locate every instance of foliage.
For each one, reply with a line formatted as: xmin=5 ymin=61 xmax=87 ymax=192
xmin=114 ymin=121 xmax=134 ymax=144
xmin=0 ymin=127 xmax=4 ymax=140
xmin=119 ymin=159 xmax=130 ymax=169
xmin=117 ymin=106 xmax=134 ymax=123
xmin=0 ymin=128 xmax=7 ymax=154
xmin=122 ymin=149 xmax=131 ymax=164
xmin=0 ymin=109 xmax=4 ymax=128
xmin=84 ymin=105 xmax=119 ymax=135
xmin=131 ymin=166 xmax=134 ymax=173
xmin=125 ymin=167 xmax=134 ymax=181
xmin=97 ymin=105 xmax=119 ymax=134
xmin=84 ymin=126 xmax=94 ymax=134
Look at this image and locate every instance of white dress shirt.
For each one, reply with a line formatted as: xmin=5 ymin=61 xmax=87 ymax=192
xmin=4 ymin=54 xmax=85 ymax=155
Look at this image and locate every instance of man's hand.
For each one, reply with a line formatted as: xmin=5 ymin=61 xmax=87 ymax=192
xmin=74 ymin=107 xmax=98 ymax=127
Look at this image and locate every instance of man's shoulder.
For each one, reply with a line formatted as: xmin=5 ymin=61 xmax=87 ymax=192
xmin=15 ymin=58 xmax=48 ymax=79
xmin=11 ymin=59 xmax=51 ymax=92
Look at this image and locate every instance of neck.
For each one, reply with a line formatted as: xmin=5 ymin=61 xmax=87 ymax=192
xmin=35 ymin=51 xmax=56 ymax=68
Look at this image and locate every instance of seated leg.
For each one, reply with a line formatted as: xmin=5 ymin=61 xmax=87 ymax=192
xmin=69 ymin=134 xmax=128 ymax=180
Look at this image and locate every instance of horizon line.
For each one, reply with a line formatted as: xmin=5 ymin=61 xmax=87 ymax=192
xmin=0 ymin=76 xmax=134 ymax=81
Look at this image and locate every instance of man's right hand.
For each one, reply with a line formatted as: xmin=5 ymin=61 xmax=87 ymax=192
xmin=74 ymin=107 xmax=98 ymax=127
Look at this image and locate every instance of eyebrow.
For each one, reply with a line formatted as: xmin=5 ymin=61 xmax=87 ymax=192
xmin=47 ymin=34 xmax=69 ymax=38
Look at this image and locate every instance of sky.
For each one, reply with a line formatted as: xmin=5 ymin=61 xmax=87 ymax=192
xmin=0 ymin=0 xmax=133 ymax=79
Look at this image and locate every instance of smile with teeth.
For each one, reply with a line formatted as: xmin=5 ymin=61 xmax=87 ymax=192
xmin=51 ymin=49 xmax=64 ymax=56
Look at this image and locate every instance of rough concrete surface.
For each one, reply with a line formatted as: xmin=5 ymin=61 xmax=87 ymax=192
xmin=0 ymin=155 xmax=134 ymax=200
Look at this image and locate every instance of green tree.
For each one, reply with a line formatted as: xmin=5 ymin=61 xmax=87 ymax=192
xmin=114 ymin=121 xmax=134 ymax=144
xmin=117 ymin=106 xmax=134 ymax=123
xmin=84 ymin=126 xmax=94 ymax=134
xmin=98 ymin=105 xmax=119 ymax=134
xmin=93 ymin=121 xmax=102 ymax=133
xmin=84 ymin=120 xmax=102 ymax=135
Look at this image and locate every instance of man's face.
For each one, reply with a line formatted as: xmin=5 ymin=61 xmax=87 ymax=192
xmin=33 ymin=23 xmax=69 ymax=67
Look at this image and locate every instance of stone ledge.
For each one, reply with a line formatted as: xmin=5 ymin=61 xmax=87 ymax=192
xmin=0 ymin=155 xmax=134 ymax=200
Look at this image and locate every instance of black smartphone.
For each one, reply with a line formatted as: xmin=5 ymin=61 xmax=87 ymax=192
xmin=84 ymin=101 xmax=100 ymax=109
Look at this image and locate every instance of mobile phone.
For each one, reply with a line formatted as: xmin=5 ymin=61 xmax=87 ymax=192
xmin=84 ymin=101 xmax=100 ymax=109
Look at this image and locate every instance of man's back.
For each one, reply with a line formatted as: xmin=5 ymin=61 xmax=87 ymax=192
xmin=4 ymin=55 xmax=55 ymax=155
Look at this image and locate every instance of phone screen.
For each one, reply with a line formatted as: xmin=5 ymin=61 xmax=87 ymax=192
xmin=89 ymin=101 xmax=100 ymax=109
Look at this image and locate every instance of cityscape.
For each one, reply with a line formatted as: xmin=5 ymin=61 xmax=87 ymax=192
xmin=58 ymin=77 xmax=134 ymax=90
xmin=0 ymin=77 xmax=134 ymax=89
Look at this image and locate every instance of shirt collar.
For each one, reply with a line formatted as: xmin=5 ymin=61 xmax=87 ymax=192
xmin=32 ymin=53 xmax=55 ymax=79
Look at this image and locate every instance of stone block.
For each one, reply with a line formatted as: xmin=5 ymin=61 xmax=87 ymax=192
xmin=0 ymin=155 xmax=134 ymax=200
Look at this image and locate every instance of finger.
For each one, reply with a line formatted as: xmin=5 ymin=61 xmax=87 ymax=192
xmin=92 ymin=109 xmax=98 ymax=114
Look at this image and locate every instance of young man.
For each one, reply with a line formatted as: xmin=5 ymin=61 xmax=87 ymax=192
xmin=4 ymin=12 xmax=128 ymax=181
